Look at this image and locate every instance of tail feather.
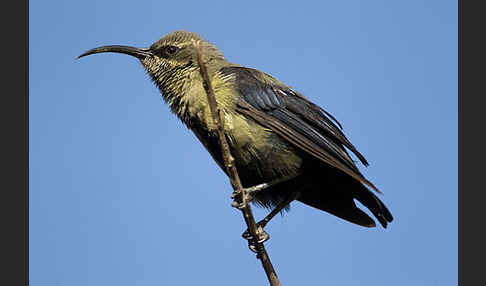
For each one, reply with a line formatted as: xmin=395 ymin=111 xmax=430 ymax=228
xmin=296 ymin=172 xmax=393 ymax=228
xmin=354 ymin=187 xmax=393 ymax=228
xmin=297 ymin=190 xmax=378 ymax=228
xmin=252 ymin=165 xmax=394 ymax=229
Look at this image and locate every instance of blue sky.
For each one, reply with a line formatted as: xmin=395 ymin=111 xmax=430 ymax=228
xmin=30 ymin=1 xmax=457 ymax=285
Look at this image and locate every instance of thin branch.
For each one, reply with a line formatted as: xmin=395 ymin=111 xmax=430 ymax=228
xmin=192 ymin=40 xmax=282 ymax=286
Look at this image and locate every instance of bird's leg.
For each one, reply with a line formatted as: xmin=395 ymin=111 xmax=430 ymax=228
xmin=231 ymin=172 xmax=302 ymax=209
xmin=243 ymin=191 xmax=301 ymax=253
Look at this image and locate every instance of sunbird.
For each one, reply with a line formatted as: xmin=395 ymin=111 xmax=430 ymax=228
xmin=79 ymin=31 xmax=393 ymax=243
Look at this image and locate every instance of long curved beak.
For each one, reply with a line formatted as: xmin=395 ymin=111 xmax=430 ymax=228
xmin=78 ymin=45 xmax=153 ymax=60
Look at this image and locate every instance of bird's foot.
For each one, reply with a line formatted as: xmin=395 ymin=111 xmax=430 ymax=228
xmin=231 ymin=182 xmax=274 ymax=209
xmin=231 ymin=174 xmax=302 ymax=209
xmin=231 ymin=190 xmax=246 ymax=209
xmin=242 ymin=222 xmax=270 ymax=253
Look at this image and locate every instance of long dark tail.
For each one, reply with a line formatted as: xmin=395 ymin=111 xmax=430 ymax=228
xmin=296 ymin=171 xmax=393 ymax=228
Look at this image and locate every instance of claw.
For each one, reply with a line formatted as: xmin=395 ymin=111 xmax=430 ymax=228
xmin=242 ymin=224 xmax=270 ymax=244
xmin=231 ymin=190 xmax=249 ymax=209
xmin=248 ymin=240 xmax=259 ymax=253
xmin=231 ymin=200 xmax=246 ymax=209
xmin=242 ymin=229 xmax=250 ymax=239
xmin=231 ymin=200 xmax=241 ymax=208
xmin=246 ymin=229 xmax=269 ymax=253
xmin=256 ymin=229 xmax=270 ymax=243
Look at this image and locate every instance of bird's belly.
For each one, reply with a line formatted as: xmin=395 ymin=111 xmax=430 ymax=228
xmin=227 ymin=117 xmax=303 ymax=187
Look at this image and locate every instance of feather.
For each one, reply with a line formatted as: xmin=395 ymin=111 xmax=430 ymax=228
xmin=220 ymin=66 xmax=380 ymax=193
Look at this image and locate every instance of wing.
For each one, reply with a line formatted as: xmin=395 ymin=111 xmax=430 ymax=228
xmin=220 ymin=66 xmax=380 ymax=193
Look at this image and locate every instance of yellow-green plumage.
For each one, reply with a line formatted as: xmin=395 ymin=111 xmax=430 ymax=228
xmin=78 ymin=30 xmax=393 ymax=228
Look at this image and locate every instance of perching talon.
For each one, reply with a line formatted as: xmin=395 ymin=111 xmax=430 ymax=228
xmin=242 ymin=223 xmax=270 ymax=244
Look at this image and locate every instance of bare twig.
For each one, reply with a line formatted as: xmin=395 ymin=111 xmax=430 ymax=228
xmin=192 ymin=40 xmax=282 ymax=286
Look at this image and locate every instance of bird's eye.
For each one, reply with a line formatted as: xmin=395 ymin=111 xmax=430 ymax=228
xmin=153 ymin=45 xmax=179 ymax=58
xmin=165 ymin=45 xmax=179 ymax=56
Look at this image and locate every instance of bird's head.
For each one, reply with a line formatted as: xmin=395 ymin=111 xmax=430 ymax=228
xmin=78 ymin=31 xmax=227 ymax=105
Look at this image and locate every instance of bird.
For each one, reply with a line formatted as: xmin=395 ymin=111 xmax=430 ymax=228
xmin=78 ymin=31 xmax=393 ymax=243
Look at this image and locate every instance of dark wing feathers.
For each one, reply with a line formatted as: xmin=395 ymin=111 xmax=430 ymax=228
xmin=221 ymin=66 xmax=380 ymax=193
xmin=273 ymin=108 xmax=360 ymax=174
xmin=276 ymin=87 xmax=369 ymax=166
